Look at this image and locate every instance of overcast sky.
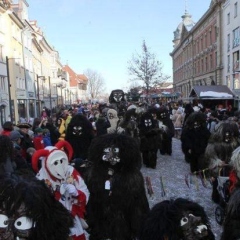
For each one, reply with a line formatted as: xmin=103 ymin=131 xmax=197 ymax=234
xmin=27 ymin=0 xmax=210 ymax=93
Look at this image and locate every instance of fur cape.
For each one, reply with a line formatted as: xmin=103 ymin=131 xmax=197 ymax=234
xmin=139 ymin=198 xmax=215 ymax=240
xmin=0 ymin=175 xmax=73 ymax=240
xmin=204 ymin=121 xmax=240 ymax=175
xmin=85 ymin=133 xmax=149 ymax=240
xmin=181 ymin=112 xmax=211 ymax=173
xmin=65 ymin=114 xmax=94 ymax=160
xmin=139 ymin=111 xmax=160 ymax=168
xmin=221 ymin=188 xmax=240 ymax=240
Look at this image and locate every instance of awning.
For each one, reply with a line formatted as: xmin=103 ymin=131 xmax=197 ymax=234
xmin=189 ymin=85 xmax=235 ymax=99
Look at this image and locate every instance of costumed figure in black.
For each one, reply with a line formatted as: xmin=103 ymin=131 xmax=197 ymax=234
xmin=220 ymin=146 xmax=240 ymax=240
xmin=155 ymin=106 xmax=175 ymax=156
xmin=139 ymin=198 xmax=215 ymax=240
xmin=85 ymin=133 xmax=149 ymax=240
xmin=181 ymin=111 xmax=211 ymax=173
xmin=65 ymin=114 xmax=94 ymax=161
xmin=183 ymin=103 xmax=194 ymax=127
xmin=139 ymin=111 xmax=160 ymax=169
xmin=119 ymin=107 xmax=139 ymax=141
xmin=221 ymin=188 xmax=240 ymax=240
xmin=0 ymin=175 xmax=73 ymax=240
xmin=204 ymin=121 xmax=240 ymax=203
xmin=109 ymin=89 xmax=127 ymax=112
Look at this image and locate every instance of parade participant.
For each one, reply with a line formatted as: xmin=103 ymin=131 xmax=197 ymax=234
xmin=65 ymin=114 xmax=94 ymax=161
xmin=85 ymin=133 xmax=149 ymax=240
xmin=181 ymin=111 xmax=211 ymax=173
xmin=139 ymin=111 xmax=160 ymax=169
xmin=107 ymin=108 xmax=124 ymax=134
xmin=95 ymin=114 xmax=111 ymax=136
xmin=204 ymin=121 xmax=240 ymax=203
xmin=0 ymin=175 xmax=74 ymax=240
xmin=156 ymin=106 xmax=175 ymax=155
xmin=32 ymin=140 xmax=89 ymax=240
xmin=139 ymin=198 xmax=215 ymax=240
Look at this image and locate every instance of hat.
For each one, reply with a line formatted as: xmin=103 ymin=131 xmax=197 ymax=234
xmin=35 ymin=127 xmax=43 ymax=133
xmin=17 ymin=123 xmax=32 ymax=129
xmin=9 ymin=130 xmax=23 ymax=141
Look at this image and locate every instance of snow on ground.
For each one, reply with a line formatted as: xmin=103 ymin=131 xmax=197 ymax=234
xmin=141 ymin=137 xmax=222 ymax=240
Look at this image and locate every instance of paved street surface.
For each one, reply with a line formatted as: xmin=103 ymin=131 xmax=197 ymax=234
xmin=141 ymin=137 xmax=222 ymax=240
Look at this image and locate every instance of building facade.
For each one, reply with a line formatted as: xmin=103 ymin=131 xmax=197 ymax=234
xmin=170 ymin=0 xmax=225 ymax=100
xmin=0 ymin=0 xmax=87 ymax=126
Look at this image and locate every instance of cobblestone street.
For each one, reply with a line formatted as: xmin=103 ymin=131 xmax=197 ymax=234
xmin=141 ymin=137 xmax=222 ymax=240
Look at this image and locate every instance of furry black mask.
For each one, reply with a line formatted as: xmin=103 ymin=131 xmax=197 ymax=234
xmin=139 ymin=198 xmax=215 ymax=240
xmin=0 ymin=176 xmax=73 ymax=240
xmin=109 ymin=89 xmax=125 ymax=103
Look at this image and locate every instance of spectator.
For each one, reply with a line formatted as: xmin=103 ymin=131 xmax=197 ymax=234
xmin=0 ymin=135 xmax=16 ymax=176
xmin=42 ymin=128 xmax=52 ymax=147
xmin=33 ymin=127 xmax=44 ymax=150
xmin=9 ymin=130 xmax=30 ymax=172
xmin=95 ymin=114 xmax=111 ymax=136
xmin=0 ymin=121 xmax=14 ymax=136
xmin=16 ymin=123 xmax=34 ymax=158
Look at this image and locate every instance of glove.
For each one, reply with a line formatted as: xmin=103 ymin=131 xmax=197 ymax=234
xmin=65 ymin=184 xmax=78 ymax=196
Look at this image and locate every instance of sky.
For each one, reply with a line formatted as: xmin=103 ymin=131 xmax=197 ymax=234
xmin=27 ymin=0 xmax=211 ymax=94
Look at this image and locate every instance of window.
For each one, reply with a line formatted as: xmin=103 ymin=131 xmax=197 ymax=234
xmin=233 ymin=50 xmax=240 ymax=71
xmin=227 ymin=13 xmax=230 ymax=24
xmin=205 ymin=56 xmax=208 ymax=72
xmin=227 ymin=34 xmax=230 ymax=51
xmin=234 ymin=2 xmax=238 ymax=18
xmin=210 ymin=54 xmax=213 ymax=69
xmin=0 ymin=76 xmax=5 ymax=91
xmin=226 ymin=76 xmax=230 ymax=88
xmin=227 ymin=55 xmax=230 ymax=72
xmin=0 ymin=45 xmax=3 ymax=62
xmin=233 ymin=27 xmax=240 ymax=48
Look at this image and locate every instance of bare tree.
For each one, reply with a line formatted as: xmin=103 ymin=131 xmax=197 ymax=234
xmin=128 ymin=40 xmax=170 ymax=97
xmin=84 ymin=69 xmax=106 ymax=100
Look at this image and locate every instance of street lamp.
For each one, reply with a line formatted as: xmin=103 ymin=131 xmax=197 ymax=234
xmin=36 ymin=75 xmax=46 ymax=117
xmin=6 ymin=56 xmax=21 ymax=123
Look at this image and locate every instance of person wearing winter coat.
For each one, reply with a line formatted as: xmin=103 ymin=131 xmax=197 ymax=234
xmin=95 ymin=114 xmax=111 ymax=136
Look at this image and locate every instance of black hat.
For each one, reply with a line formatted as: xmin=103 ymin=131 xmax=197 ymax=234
xmin=17 ymin=123 xmax=32 ymax=129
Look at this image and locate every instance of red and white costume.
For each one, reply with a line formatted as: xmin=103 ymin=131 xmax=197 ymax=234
xmin=32 ymin=141 xmax=89 ymax=240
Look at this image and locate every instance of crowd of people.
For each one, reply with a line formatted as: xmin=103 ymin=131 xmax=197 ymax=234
xmin=0 ymin=96 xmax=240 ymax=239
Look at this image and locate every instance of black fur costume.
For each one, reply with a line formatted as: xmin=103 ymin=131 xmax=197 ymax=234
xmin=204 ymin=121 xmax=240 ymax=203
xmin=120 ymin=108 xmax=139 ymax=140
xmin=139 ymin=111 xmax=160 ymax=169
xmin=139 ymin=198 xmax=215 ymax=240
xmin=221 ymin=188 xmax=240 ymax=240
xmin=0 ymin=175 xmax=73 ymax=240
xmin=181 ymin=112 xmax=211 ymax=173
xmin=85 ymin=134 xmax=149 ymax=240
xmin=65 ymin=114 xmax=94 ymax=160
xmin=109 ymin=89 xmax=127 ymax=113
xmin=155 ymin=106 xmax=175 ymax=155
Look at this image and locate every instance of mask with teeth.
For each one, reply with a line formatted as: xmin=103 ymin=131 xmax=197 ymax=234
xmin=180 ymin=212 xmax=208 ymax=239
xmin=102 ymin=146 xmax=120 ymax=165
